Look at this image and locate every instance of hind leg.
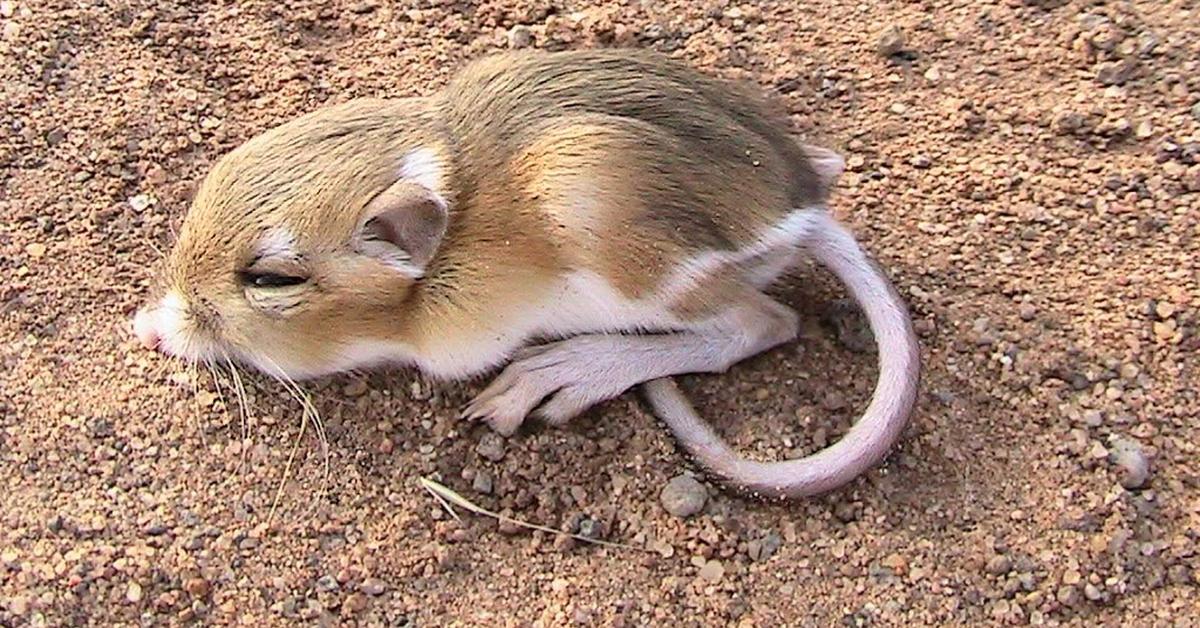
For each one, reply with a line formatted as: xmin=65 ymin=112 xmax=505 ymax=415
xmin=463 ymin=289 xmax=798 ymax=435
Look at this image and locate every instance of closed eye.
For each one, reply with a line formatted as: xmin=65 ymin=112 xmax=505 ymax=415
xmin=240 ymin=271 xmax=307 ymax=288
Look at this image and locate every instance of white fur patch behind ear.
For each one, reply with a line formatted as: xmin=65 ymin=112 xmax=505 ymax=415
xmin=400 ymin=148 xmax=444 ymax=192
xmin=802 ymin=144 xmax=846 ymax=191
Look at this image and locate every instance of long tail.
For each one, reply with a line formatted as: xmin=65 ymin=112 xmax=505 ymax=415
xmin=642 ymin=210 xmax=921 ymax=499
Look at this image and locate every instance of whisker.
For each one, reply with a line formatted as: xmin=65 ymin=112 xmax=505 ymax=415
xmin=188 ymin=359 xmax=204 ymax=441
xmin=224 ymin=356 xmax=253 ymax=473
xmin=253 ymin=354 xmax=331 ymax=525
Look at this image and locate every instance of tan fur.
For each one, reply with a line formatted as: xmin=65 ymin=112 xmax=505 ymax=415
xmin=140 ymin=49 xmax=830 ymax=377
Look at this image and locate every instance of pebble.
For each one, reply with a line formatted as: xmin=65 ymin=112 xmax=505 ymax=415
xmin=1062 ymin=569 xmax=1081 ymax=585
xmin=343 ymin=592 xmax=368 ymax=615
xmin=184 ymin=577 xmax=210 ymax=598
xmin=1109 ymin=438 xmax=1150 ymax=489
xmin=1192 ymin=102 xmax=1200 ymax=122
xmin=360 ymin=578 xmax=386 ymax=596
xmin=923 ymin=66 xmax=941 ymax=82
xmin=476 ymin=433 xmax=506 ymax=461
xmin=1096 ymin=59 xmax=1135 ymax=86
xmin=1018 ymin=303 xmax=1037 ymax=321
xmin=25 ymin=242 xmax=46 ymax=258
xmin=316 ymin=575 xmax=339 ymax=592
xmin=508 ymin=25 xmax=533 ymax=49
xmin=824 ymin=299 xmax=874 ymax=353
xmin=910 ymin=155 xmax=932 ymax=169
xmin=126 ymin=581 xmax=144 ymax=604
xmin=747 ymin=532 xmax=782 ymax=562
xmin=0 ymin=1 xmax=14 ymax=18
xmin=472 ymin=470 xmax=493 ymax=495
xmin=986 ymin=555 xmax=1012 ymax=576
xmin=660 ymin=474 xmax=707 ymax=518
xmin=127 ymin=194 xmax=155 ymax=212
xmin=697 ymin=559 xmax=725 ymax=582
xmin=1083 ymin=583 xmax=1104 ymax=601
xmin=876 ymin=26 xmax=906 ymax=57
xmin=342 ymin=380 xmax=368 ymax=397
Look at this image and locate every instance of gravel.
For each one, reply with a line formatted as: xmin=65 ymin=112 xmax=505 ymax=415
xmin=1 ymin=0 xmax=1197 ymax=625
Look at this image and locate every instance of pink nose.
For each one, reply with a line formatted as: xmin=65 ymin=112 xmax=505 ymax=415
xmin=132 ymin=307 xmax=161 ymax=350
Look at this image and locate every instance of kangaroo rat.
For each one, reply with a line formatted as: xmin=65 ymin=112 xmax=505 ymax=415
xmin=132 ymin=49 xmax=920 ymax=499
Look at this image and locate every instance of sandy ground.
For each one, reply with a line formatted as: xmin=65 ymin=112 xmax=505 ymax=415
xmin=2 ymin=0 xmax=1198 ymax=626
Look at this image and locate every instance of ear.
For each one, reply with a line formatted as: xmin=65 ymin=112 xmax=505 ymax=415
xmin=355 ymin=178 xmax=448 ymax=277
xmin=802 ymin=144 xmax=846 ymax=192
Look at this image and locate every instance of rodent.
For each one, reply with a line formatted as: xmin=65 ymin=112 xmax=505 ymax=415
xmin=131 ymin=49 xmax=921 ymax=499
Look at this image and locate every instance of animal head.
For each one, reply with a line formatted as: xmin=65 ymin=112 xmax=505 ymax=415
xmin=132 ymin=98 xmax=450 ymax=379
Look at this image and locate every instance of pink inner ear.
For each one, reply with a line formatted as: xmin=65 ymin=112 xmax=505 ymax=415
xmin=361 ymin=181 xmax=449 ymax=269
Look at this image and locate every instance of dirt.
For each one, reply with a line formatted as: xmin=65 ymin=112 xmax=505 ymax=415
xmin=1 ymin=0 xmax=1198 ymax=626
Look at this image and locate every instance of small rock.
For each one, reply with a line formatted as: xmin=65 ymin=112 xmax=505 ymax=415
xmin=820 ymin=390 xmax=847 ymax=411
xmin=342 ymin=380 xmax=368 ymax=397
xmin=923 ymin=66 xmax=941 ymax=82
xmin=660 ymin=474 xmax=707 ymax=518
xmin=378 ymin=437 xmax=394 ymax=455
xmin=1109 ymin=438 xmax=1150 ymax=489
xmin=126 ymin=581 xmax=144 ymax=604
xmin=1018 ymin=303 xmax=1037 ymax=321
xmin=45 ymin=128 xmax=66 ymax=146
xmin=472 ymin=470 xmax=493 ymax=495
xmin=747 ymin=532 xmax=782 ymax=562
xmin=128 ymin=194 xmax=155 ymax=212
xmin=343 ymin=592 xmax=368 ymax=615
xmin=1053 ymin=111 xmax=1090 ymax=136
xmin=846 ymin=154 xmax=866 ymax=171
xmin=876 ymin=26 xmax=906 ymax=57
xmin=1056 ymin=585 xmax=1080 ymax=606
xmin=497 ymin=517 xmax=523 ymax=535
xmin=0 ymin=1 xmax=14 ymax=19
xmin=697 ymin=559 xmax=725 ymax=582
xmin=1135 ymin=120 xmax=1154 ymax=139
xmin=986 ymin=555 xmax=1013 ymax=576
xmin=1096 ymin=59 xmax=1135 ymax=86
xmin=1083 ymin=583 xmax=1104 ymax=601
xmin=143 ymin=521 xmax=168 ymax=536
xmin=316 ymin=575 xmax=339 ymax=592
xmin=910 ymin=154 xmax=932 ymax=169
xmin=508 ymin=25 xmax=533 ymax=49
xmin=1062 ymin=569 xmax=1081 ymax=585
xmin=1191 ymin=102 xmax=1200 ymax=122
xmin=184 ymin=578 xmax=210 ymax=598
xmin=25 ymin=242 xmax=46 ymax=258
xmin=360 ymin=578 xmax=386 ymax=596
xmin=476 ymin=433 xmax=506 ymax=462
xmin=409 ymin=379 xmax=431 ymax=400
xmin=823 ymin=299 xmax=874 ymax=353
xmin=574 ymin=516 xmax=603 ymax=540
